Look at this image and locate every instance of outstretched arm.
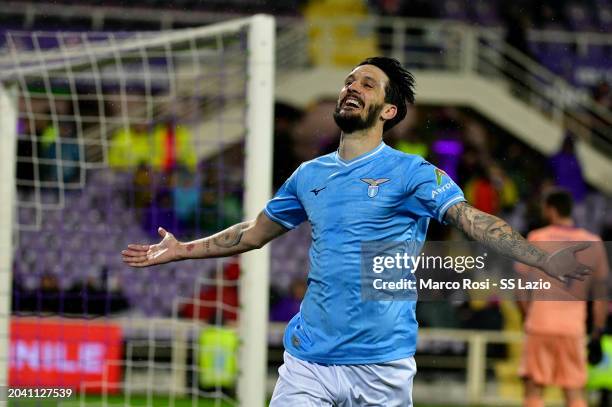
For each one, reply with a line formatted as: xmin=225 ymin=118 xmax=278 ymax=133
xmin=444 ymin=202 xmax=591 ymax=281
xmin=122 ymin=211 xmax=287 ymax=267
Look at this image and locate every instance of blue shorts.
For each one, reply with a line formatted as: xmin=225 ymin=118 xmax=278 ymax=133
xmin=270 ymin=352 xmax=416 ymax=407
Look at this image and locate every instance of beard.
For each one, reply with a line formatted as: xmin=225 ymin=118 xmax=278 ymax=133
xmin=333 ymin=101 xmax=383 ymax=133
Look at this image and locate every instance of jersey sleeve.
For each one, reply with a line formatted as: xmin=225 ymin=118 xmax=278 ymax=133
xmin=264 ymin=166 xmax=307 ymax=230
xmin=405 ymin=160 xmax=466 ymax=224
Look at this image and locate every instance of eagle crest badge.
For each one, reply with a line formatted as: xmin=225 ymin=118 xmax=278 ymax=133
xmin=360 ymin=178 xmax=390 ymax=198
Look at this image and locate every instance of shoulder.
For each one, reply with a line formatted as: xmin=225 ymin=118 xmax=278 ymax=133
xmin=526 ymin=227 xmax=551 ymax=241
xmin=296 ymin=152 xmax=337 ymax=173
xmin=577 ymin=228 xmax=602 ymax=242
xmin=383 ymin=145 xmax=429 ymax=170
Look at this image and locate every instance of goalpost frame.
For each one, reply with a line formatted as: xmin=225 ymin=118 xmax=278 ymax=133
xmin=0 ymin=84 xmax=17 ymax=389
xmin=0 ymin=14 xmax=275 ymax=405
xmin=240 ymin=14 xmax=275 ymax=407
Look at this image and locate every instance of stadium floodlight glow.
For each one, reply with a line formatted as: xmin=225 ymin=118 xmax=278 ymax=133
xmin=0 ymin=14 xmax=274 ymax=407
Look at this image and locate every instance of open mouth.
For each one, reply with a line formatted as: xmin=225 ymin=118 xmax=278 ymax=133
xmin=342 ymin=96 xmax=362 ymax=110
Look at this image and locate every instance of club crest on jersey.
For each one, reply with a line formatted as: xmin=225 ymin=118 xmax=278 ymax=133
xmin=360 ymin=178 xmax=390 ymax=198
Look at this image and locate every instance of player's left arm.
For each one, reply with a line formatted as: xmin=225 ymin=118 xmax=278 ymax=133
xmin=444 ymin=201 xmax=591 ymax=282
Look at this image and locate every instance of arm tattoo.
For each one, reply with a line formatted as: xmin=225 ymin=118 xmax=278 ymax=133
xmin=445 ymin=202 xmax=547 ymax=267
xmin=212 ymin=222 xmax=249 ymax=248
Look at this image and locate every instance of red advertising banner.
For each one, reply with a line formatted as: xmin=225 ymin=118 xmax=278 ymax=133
xmin=9 ymin=318 xmax=122 ymax=392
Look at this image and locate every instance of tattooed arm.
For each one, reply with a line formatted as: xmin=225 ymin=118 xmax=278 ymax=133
xmin=121 ymin=211 xmax=287 ymax=267
xmin=444 ymin=201 xmax=591 ymax=281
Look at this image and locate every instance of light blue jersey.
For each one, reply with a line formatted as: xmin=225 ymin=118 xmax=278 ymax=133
xmin=264 ymin=142 xmax=465 ymax=364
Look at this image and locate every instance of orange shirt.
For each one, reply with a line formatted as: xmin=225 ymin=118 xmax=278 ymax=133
xmin=517 ymin=225 xmax=608 ymax=337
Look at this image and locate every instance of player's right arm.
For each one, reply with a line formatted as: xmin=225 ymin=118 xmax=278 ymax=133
xmin=121 ymin=211 xmax=287 ymax=267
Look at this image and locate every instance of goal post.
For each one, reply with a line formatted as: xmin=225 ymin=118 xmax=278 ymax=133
xmin=0 ymin=84 xmax=17 ymax=390
xmin=0 ymin=14 xmax=275 ymax=406
xmin=240 ymin=14 xmax=275 ymax=407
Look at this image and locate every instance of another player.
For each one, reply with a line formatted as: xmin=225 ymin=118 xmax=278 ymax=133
xmin=516 ymin=189 xmax=608 ymax=407
xmin=122 ymin=57 xmax=591 ymax=406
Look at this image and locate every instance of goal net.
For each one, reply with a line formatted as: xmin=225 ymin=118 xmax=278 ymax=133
xmin=0 ymin=14 xmax=274 ymax=406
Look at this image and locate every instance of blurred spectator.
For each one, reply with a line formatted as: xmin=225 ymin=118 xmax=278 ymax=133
xmin=270 ymin=278 xmax=307 ymax=322
xmin=549 ymin=135 xmax=587 ymax=203
xmin=150 ymin=121 xmax=197 ymax=173
xmin=108 ymin=121 xmax=152 ymax=170
xmin=40 ymin=120 xmax=82 ymax=184
xmin=181 ymin=260 xmax=240 ymax=324
xmin=516 ymin=189 xmax=608 ymax=407
xmin=273 ymin=102 xmax=303 ymax=190
xmin=173 ymin=165 xmax=199 ymax=228
xmin=464 ymin=165 xmax=500 ymax=215
xmin=489 ymin=164 xmax=519 ymax=213
xmin=37 ymin=98 xmax=82 ymax=184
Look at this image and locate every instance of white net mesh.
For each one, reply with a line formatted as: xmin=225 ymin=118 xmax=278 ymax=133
xmin=1 ymin=17 xmax=273 ymax=407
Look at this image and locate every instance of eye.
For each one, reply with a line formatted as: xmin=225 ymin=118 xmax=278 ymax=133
xmin=364 ymin=83 xmax=374 ymax=89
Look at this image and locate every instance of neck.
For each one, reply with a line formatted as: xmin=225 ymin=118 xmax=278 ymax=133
xmin=338 ymin=126 xmax=383 ymax=161
xmin=551 ymin=217 xmax=574 ymax=227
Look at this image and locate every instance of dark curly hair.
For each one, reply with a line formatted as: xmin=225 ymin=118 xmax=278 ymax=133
xmin=357 ymin=57 xmax=415 ymax=133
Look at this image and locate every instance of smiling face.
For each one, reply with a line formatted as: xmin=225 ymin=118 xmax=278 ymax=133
xmin=333 ymin=64 xmax=397 ymax=134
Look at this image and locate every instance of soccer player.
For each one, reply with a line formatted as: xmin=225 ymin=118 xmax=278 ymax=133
xmin=516 ymin=189 xmax=608 ymax=407
xmin=122 ymin=57 xmax=592 ymax=406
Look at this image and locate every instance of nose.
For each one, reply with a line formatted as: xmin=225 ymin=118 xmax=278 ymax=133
xmin=346 ymin=81 xmax=362 ymax=95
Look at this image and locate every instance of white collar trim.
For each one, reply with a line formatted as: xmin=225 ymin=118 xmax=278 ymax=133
xmin=335 ymin=142 xmax=386 ymax=167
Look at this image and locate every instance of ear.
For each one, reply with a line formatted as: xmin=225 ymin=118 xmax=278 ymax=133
xmin=380 ymin=104 xmax=397 ymax=122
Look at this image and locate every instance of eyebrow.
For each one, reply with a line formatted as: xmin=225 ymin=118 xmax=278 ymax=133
xmin=344 ymin=74 xmax=378 ymax=84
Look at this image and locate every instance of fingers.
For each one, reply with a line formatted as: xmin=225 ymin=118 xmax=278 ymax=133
xmin=563 ymin=264 xmax=592 ymax=281
xmin=158 ymin=227 xmax=167 ymax=238
xmin=122 ymin=247 xmax=148 ymax=257
xmin=122 ymin=244 xmax=153 ymax=267
xmin=122 ymin=247 xmax=151 ymax=267
xmin=127 ymin=244 xmax=149 ymax=252
xmin=570 ymin=242 xmax=592 ymax=253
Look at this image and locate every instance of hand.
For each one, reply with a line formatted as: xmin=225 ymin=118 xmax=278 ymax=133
xmin=541 ymin=242 xmax=592 ymax=283
xmin=122 ymin=227 xmax=180 ymax=267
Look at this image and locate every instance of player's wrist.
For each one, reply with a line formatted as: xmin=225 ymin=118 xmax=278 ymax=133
xmin=538 ymin=253 xmax=552 ymax=272
xmin=175 ymin=242 xmax=189 ymax=261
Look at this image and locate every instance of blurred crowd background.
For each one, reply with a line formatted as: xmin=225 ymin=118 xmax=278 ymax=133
xmin=7 ymin=0 xmax=612 ymax=326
